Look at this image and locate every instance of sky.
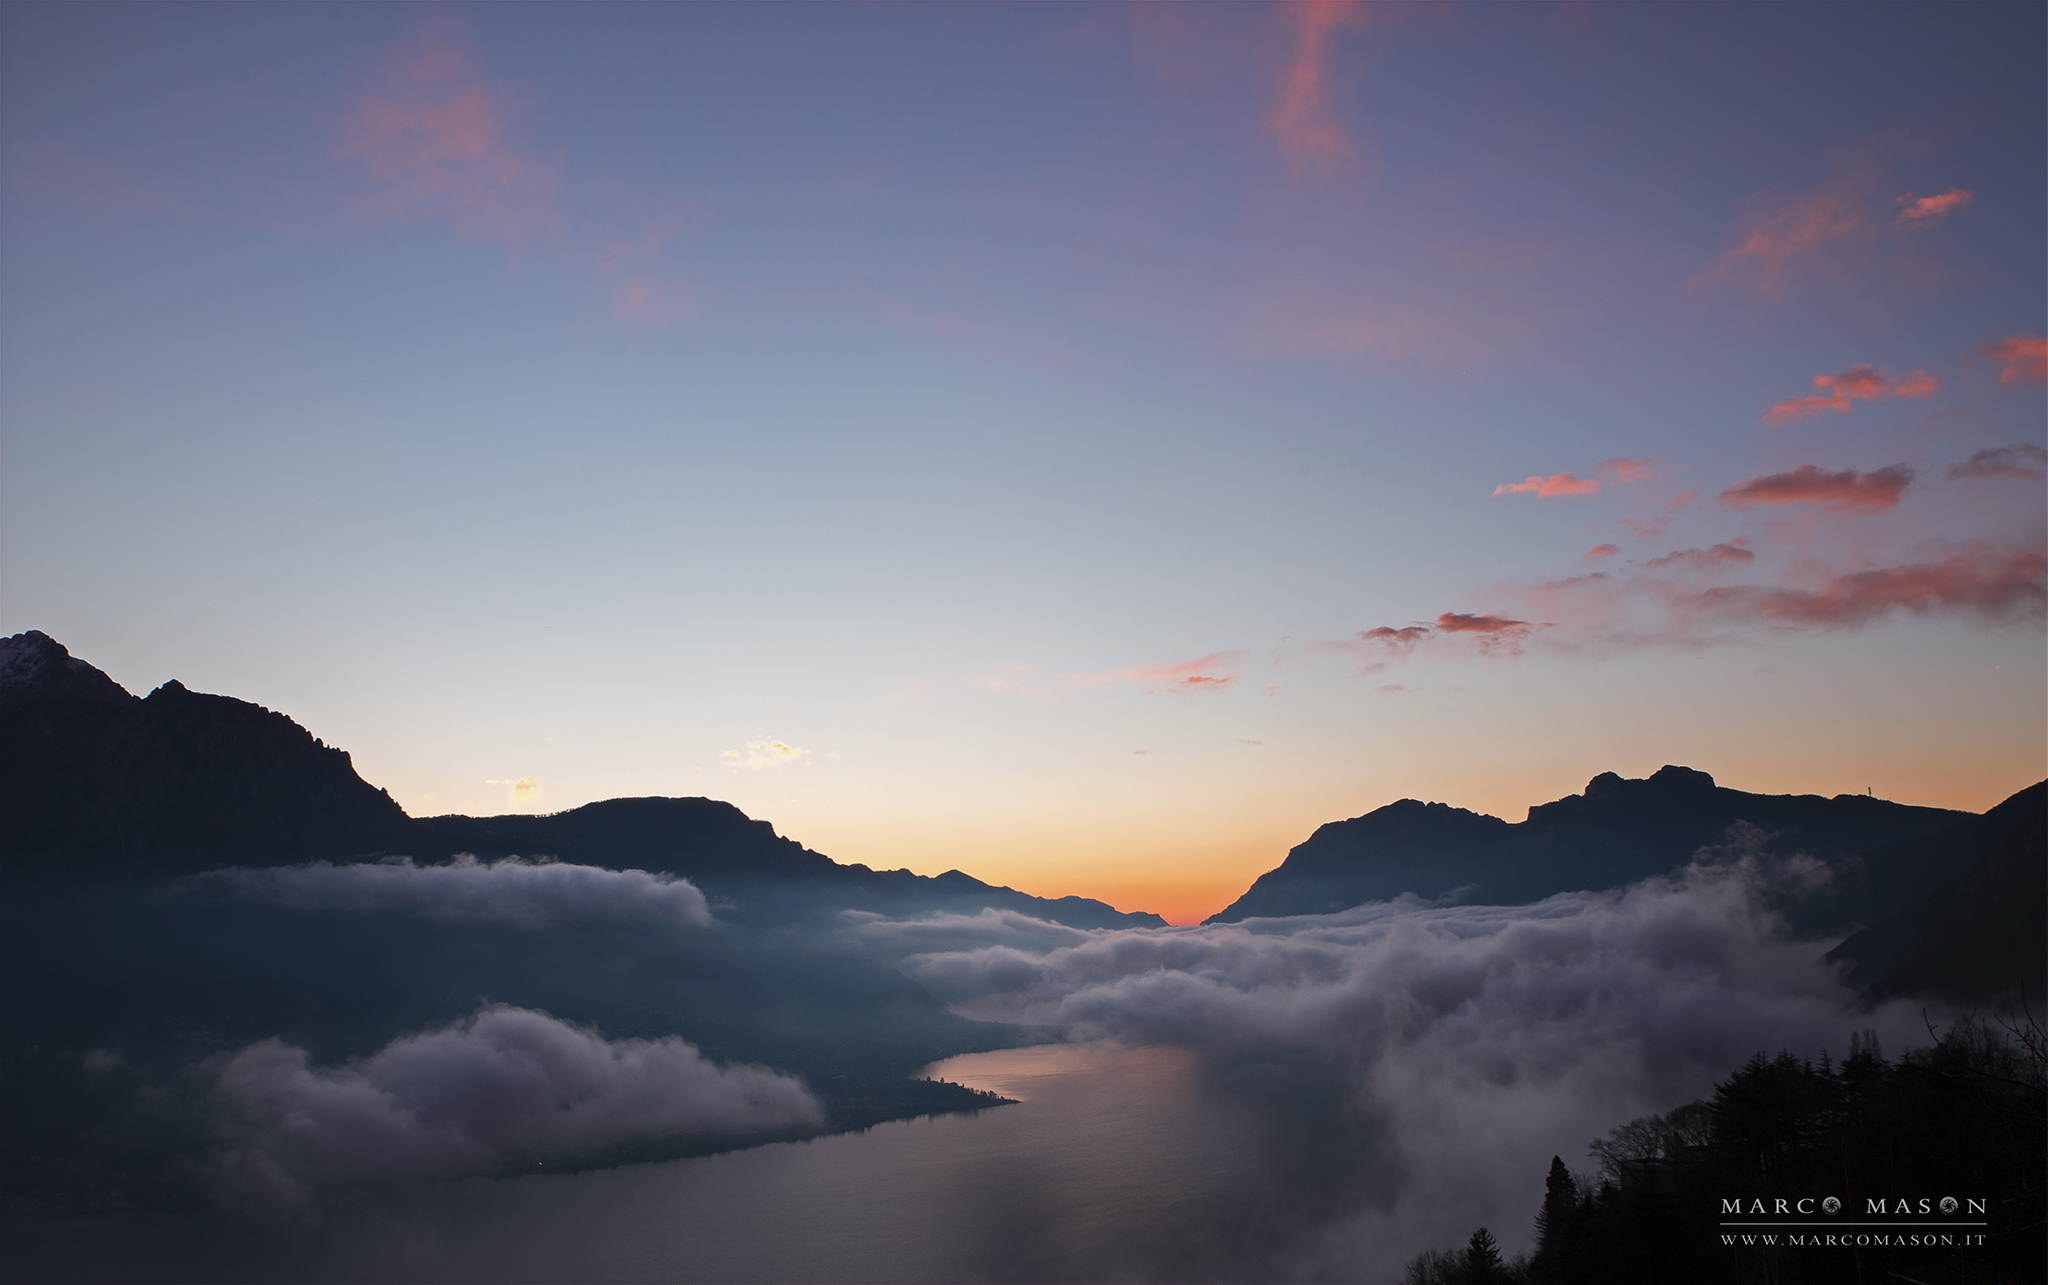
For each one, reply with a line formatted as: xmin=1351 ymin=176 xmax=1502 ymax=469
xmin=3 ymin=2 xmax=2043 ymax=924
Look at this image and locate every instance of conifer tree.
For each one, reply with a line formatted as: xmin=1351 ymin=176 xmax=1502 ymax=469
xmin=1462 ymin=1227 xmax=1509 ymax=1285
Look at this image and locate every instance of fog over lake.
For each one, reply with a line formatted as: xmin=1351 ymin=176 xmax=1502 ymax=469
xmin=9 ymin=860 xmax=1941 ymax=1285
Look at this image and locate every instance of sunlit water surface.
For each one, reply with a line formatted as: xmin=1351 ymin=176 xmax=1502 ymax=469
xmin=7 ymin=1040 xmax=1390 ymax=1284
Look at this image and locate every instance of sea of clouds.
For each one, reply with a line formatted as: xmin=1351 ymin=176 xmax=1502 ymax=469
xmin=188 ymin=854 xmax=713 ymax=930
xmin=208 ymin=1004 xmax=821 ymax=1206
xmin=846 ymin=856 xmax=1936 ymax=1275
xmin=179 ymin=846 xmax=1941 ymax=1276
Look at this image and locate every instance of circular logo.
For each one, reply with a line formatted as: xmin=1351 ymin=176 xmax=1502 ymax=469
xmin=1822 ymin=1197 xmax=1842 ymax=1215
xmin=1940 ymin=1197 xmax=1959 ymax=1215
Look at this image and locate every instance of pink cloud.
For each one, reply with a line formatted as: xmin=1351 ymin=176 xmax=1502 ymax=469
xmin=611 ymin=279 xmax=690 ymax=327
xmin=1596 ymin=458 xmax=1664 ymax=485
xmin=1947 ymin=445 xmax=2047 ymax=482
xmin=1493 ymin=472 xmax=1602 ymax=499
xmin=1687 ymin=543 xmax=2045 ymax=630
xmin=1586 ymin=544 xmax=1620 ymax=562
xmin=1982 ymin=334 xmax=2048 ymax=384
xmin=1329 ymin=610 xmax=1542 ymax=668
xmin=1760 ymin=364 xmax=1939 ymax=426
xmin=1716 ymin=465 xmax=1914 ymax=514
xmin=339 ymin=16 xmax=561 ymax=245
xmin=1895 ymin=188 xmax=1973 ymax=226
xmin=1435 ymin=612 xmax=1531 ymax=634
xmin=1434 ymin=611 xmax=1537 ymax=656
xmin=1620 ymin=518 xmax=1664 ymax=541
xmin=1645 ymin=542 xmax=1756 ymax=571
xmin=1360 ymin=625 xmax=1431 ymax=650
xmin=1269 ymin=1 xmax=1365 ymax=173
xmin=1705 ymin=191 xmax=1862 ymax=290
xmin=1090 ymin=650 xmax=1250 ymax=696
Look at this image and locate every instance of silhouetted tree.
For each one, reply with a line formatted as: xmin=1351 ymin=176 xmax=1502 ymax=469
xmin=1462 ymin=1227 xmax=1510 ymax=1284
xmin=1533 ymin=1156 xmax=1577 ymax=1253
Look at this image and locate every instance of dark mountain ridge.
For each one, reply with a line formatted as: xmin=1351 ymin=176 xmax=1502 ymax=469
xmin=1207 ymin=763 xmax=1976 ymax=926
xmin=1825 ymin=781 xmax=2046 ymax=1004
xmin=1 ymin=632 xmax=412 ymax=878
xmin=0 ymin=632 xmax=1162 ymax=928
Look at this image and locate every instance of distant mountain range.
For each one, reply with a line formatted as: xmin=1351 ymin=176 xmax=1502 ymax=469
xmin=0 ymin=631 xmax=1163 ymax=929
xmin=4 ymin=629 xmax=2040 ymax=1004
xmin=1206 ymin=758 xmax=2042 ymax=1004
xmin=1207 ymin=765 xmax=1973 ymax=927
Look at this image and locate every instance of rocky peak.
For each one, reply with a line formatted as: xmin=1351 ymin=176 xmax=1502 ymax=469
xmin=0 ymin=631 xmax=133 ymax=714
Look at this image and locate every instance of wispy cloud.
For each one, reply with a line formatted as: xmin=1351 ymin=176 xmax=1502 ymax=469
xmin=1715 ymin=464 xmax=1913 ymax=514
xmin=1115 ymin=651 xmax=1249 ymax=695
xmin=1692 ymin=131 xmax=1966 ymax=295
xmin=1269 ymin=2 xmax=1365 ymax=173
xmin=1947 ymin=444 xmax=2046 ymax=482
xmin=1330 ymin=613 xmax=1540 ymax=669
xmin=1644 ymin=542 xmax=1755 ymax=571
xmin=1585 ymin=544 xmax=1620 ymax=562
xmin=1760 ymin=364 xmax=1939 ymax=426
xmin=897 ymin=651 xmax=1248 ymax=702
xmin=339 ymin=15 xmax=561 ymax=245
xmin=1702 ymin=189 xmax=1863 ymax=292
xmin=1493 ymin=458 xmax=1663 ymax=501
xmin=485 ymin=776 xmax=542 ymax=804
xmin=1981 ymin=333 xmax=2047 ymax=384
xmin=1493 ymin=472 xmax=1601 ymax=499
xmin=1894 ymin=188 xmax=1972 ymax=226
xmin=1680 ymin=542 xmax=2045 ymax=630
xmin=1595 ymin=458 xmax=1666 ymax=485
xmin=720 ymin=739 xmax=809 ymax=770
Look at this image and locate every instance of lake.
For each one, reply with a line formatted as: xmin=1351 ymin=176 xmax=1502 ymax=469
xmin=4 ymin=1039 xmax=1404 ymax=1284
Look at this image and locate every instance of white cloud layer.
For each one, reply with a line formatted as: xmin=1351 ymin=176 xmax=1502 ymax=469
xmin=856 ymin=858 xmax=1934 ymax=1276
xmin=209 ymin=1005 xmax=823 ymax=1204
xmin=193 ymin=855 xmax=712 ymax=930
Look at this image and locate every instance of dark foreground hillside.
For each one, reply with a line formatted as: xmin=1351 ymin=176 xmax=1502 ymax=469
xmin=1407 ymin=1017 xmax=2046 ymax=1285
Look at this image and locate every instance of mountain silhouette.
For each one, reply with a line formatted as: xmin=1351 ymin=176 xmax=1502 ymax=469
xmin=1205 ymin=764 xmax=1972 ymax=924
xmin=1825 ymin=781 xmax=2046 ymax=1004
xmin=0 ymin=632 xmax=1163 ymax=928
xmin=1 ymin=631 xmax=412 ymax=879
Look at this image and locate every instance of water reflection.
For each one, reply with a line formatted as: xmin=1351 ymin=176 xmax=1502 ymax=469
xmin=7 ymin=1040 xmax=1363 ymax=1285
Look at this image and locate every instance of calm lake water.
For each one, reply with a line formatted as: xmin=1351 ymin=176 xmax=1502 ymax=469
xmin=7 ymin=1040 xmax=1399 ymax=1284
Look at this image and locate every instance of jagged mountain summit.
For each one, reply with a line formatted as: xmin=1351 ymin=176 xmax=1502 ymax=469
xmin=0 ymin=631 xmax=413 ymax=877
xmin=1205 ymin=764 xmax=1972 ymax=924
xmin=0 ymin=632 xmax=1163 ymax=928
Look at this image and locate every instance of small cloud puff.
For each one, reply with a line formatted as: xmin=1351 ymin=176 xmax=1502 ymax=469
xmin=1492 ymin=472 xmax=1601 ymax=499
xmin=1947 ymin=444 xmax=2047 ymax=482
xmin=1894 ymin=188 xmax=1972 ymax=226
xmin=1981 ymin=334 xmax=2047 ymax=385
xmin=1761 ymin=365 xmax=1938 ymax=426
xmin=720 ymin=739 xmax=809 ymax=770
xmin=1645 ymin=542 xmax=1755 ymax=571
xmin=190 ymin=856 xmax=713 ymax=930
xmin=209 ymin=1005 xmax=821 ymax=1205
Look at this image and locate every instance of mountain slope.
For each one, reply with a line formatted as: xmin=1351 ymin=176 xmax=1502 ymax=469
xmin=1 ymin=632 xmax=411 ymax=879
xmin=0 ymin=632 xmax=1162 ymax=927
xmin=407 ymin=798 xmax=1165 ymax=928
xmin=1207 ymin=764 xmax=1972 ymax=923
xmin=1825 ymin=781 xmax=2047 ymax=1004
